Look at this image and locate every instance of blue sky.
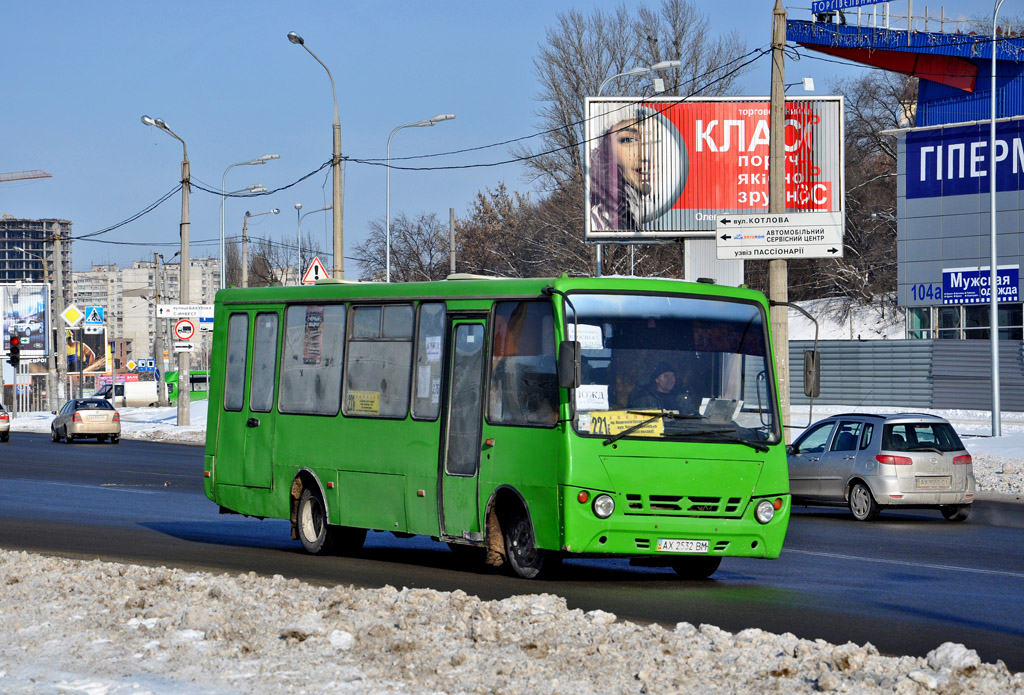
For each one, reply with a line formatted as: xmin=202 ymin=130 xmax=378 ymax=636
xmin=0 ymin=1 xmax=990 ymax=277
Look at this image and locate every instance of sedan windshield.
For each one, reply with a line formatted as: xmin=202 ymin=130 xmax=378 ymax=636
xmin=568 ymin=292 xmax=778 ymax=447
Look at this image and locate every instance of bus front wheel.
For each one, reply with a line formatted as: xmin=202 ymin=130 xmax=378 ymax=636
xmin=502 ymin=510 xmax=558 ymax=579
xmin=671 ymin=556 xmax=722 ymax=580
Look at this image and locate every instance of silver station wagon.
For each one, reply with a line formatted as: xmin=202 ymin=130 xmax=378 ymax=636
xmin=787 ymin=413 xmax=975 ymax=522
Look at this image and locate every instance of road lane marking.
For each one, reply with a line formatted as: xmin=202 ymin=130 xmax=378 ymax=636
xmin=784 ymin=548 xmax=1024 ymax=579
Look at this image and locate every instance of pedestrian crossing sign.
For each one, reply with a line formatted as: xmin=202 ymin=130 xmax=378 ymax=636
xmin=84 ymin=306 xmax=105 ymax=325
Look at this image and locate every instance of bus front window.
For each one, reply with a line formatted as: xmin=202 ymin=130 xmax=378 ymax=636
xmin=568 ymin=293 xmax=779 ymax=446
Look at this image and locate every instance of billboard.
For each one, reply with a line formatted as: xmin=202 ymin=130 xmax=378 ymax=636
xmin=585 ymin=97 xmax=844 ymax=241
xmin=906 ymin=119 xmax=1024 ymax=199
xmin=65 ymin=326 xmax=111 ymax=376
xmin=2 ymin=283 xmax=51 ymax=359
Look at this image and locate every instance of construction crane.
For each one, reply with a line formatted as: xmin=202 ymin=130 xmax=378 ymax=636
xmin=0 ymin=169 xmax=52 ymax=182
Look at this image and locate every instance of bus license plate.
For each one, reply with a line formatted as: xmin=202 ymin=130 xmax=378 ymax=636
xmin=657 ymin=538 xmax=709 ymax=554
xmin=916 ymin=476 xmax=951 ymax=489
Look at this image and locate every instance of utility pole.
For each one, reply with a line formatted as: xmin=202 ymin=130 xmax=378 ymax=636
xmin=51 ymin=222 xmax=67 ymax=405
xmin=154 ymin=253 xmax=169 ymax=407
xmin=449 ymin=207 xmax=456 ymax=275
xmin=769 ymin=0 xmax=791 ymax=441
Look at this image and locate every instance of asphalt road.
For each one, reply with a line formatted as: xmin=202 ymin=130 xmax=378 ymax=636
xmin=1 ymin=432 xmax=1022 ymax=671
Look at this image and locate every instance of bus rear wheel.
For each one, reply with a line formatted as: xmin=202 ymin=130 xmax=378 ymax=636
xmin=297 ymin=488 xmax=333 ymax=554
xmin=502 ymin=510 xmax=558 ymax=579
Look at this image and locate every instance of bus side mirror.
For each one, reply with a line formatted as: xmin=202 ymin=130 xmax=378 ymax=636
xmin=557 ymin=340 xmax=580 ymax=389
xmin=803 ymin=350 xmax=821 ymax=398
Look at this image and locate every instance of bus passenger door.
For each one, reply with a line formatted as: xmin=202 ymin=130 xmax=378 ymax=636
xmin=440 ymin=320 xmax=486 ymax=541
xmin=241 ymin=312 xmax=279 ymax=489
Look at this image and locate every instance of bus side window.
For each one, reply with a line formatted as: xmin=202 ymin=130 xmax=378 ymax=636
xmin=412 ymin=302 xmax=445 ymax=420
xmin=344 ymin=304 xmax=414 ymax=419
xmin=278 ymin=305 xmax=346 ymax=416
xmin=249 ymin=312 xmax=279 ymax=413
xmin=224 ymin=313 xmax=250 ymax=412
xmin=488 ymin=301 xmax=558 ymax=427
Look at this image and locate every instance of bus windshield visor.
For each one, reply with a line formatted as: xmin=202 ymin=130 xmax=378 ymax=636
xmin=566 ymin=293 xmax=779 ymax=446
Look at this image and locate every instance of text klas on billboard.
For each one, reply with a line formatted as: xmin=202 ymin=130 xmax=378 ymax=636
xmin=585 ymin=97 xmax=844 ymax=240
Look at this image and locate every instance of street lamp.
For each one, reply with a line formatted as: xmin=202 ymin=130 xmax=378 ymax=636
xmin=241 ymin=208 xmax=280 ymax=288
xmin=593 ymin=60 xmax=681 ymax=277
xmin=221 ymin=154 xmax=279 ymax=289
xmin=294 ymin=204 xmax=333 ymax=281
xmin=989 ymin=0 xmax=1006 ymax=437
xmin=141 ymin=114 xmax=191 ymax=428
xmin=288 ymin=31 xmax=344 ymax=279
xmin=386 ymin=113 xmax=455 ymax=282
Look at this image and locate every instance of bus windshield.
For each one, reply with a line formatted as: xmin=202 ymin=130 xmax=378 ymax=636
xmin=568 ymin=292 xmax=779 ymax=447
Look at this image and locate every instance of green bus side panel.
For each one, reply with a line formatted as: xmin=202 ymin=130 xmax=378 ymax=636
xmin=336 ymin=471 xmax=406 ymax=530
xmin=480 ymin=422 xmax=565 ymax=551
xmin=215 ymin=483 xmax=283 ymax=520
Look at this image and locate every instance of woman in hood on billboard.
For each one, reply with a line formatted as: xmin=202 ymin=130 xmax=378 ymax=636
xmin=590 ymin=115 xmax=651 ymax=232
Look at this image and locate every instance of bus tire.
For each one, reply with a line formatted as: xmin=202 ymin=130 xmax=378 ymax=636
xmin=297 ymin=488 xmax=334 ymax=555
xmin=671 ymin=556 xmax=722 ymax=580
xmin=502 ymin=509 xmax=557 ymax=579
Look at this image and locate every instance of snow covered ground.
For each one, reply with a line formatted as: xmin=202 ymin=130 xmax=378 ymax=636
xmin=1 ymin=402 xmax=1022 ymax=694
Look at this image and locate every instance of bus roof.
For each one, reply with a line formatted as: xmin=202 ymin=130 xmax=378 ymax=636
xmin=215 ymin=275 xmax=768 ymax=307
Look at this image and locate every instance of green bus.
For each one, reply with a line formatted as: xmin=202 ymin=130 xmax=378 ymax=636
xmin=166 ymin=370 xmax=210 ymax=405
xmin=204 ymin=275 xmax=801 ymax=579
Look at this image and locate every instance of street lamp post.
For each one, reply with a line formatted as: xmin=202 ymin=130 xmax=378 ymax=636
xmin=141 ymin=114 xmax=191 ymax=428
xmin=241 ymin=209 xmax=280 ymax=288
xmin=295 ymin=204 xmax=332 ymax=281
xmin=221 ymin=155 xmax=279 ymax=289
xmin=288 ymin=31 xmax=344 ymax=279
xmin=294 ymin=203 xmax=302 ymax=279
xmin=990 ymin=0 xmax=1006 ymax=437
xmin=593 ymin=60 xmax=681 ymax=277
xmin=386 ymin=114 xmax=455 ymax=282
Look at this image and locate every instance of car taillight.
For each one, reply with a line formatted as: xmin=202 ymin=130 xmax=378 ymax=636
xmin=953 ymin=454 xmax=972 ymax=465
xmin=0 ymin=413 xmax=8 ymax=421
xmin=112 ymin=413 xmax=120 ymax=422
xmin=72 ymin=413 xmax=83 ymax=422
xmin=876 ymin=454 xmax=913 ymax=465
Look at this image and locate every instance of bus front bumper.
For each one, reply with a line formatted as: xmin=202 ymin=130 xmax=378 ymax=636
xmin=560 ymin=487 xmax=790 ymax=560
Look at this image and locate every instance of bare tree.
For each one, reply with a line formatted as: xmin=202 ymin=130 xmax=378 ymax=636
xmin=354 ymin=212 xmax=450 ymax=282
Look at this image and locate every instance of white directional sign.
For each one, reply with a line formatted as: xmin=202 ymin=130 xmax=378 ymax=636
xmin=716 ymin=211 xmax=844 ymax=260
xmin=174 ymin=319 xmax=196 ymax=341
xmin=158 ymin=304 xmax=214 ymax=319
xmin=302 ymin=256 xmax=330 ymax=285
xmin=173 ymin=342 xmax=196 ymax=353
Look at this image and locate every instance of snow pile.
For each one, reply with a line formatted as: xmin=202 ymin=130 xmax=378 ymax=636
xmin=0 ymin=550 xmax=1021 ymax=695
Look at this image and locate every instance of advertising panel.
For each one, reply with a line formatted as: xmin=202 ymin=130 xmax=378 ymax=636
xmin=1 ymin=283 xmax=51 ymax=359
xmin=585 ymin=97 xmax=844 ymax=241
xmin=906 ymin=120 xmax=1024 ymax=199
xmin=942 ymin=266 xmax=1020 ymax=305
xmin=810 ymin=0 xmax=886 ymax=12
xmin=65 ymin=326 xmax=111 ymax=376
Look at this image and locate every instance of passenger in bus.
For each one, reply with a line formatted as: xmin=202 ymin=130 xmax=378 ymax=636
xmin=627 ymin=362 xmax=697 ymax=414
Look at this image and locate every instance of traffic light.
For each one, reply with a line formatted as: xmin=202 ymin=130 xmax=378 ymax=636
xmin=8 ymin=336 xmax=20 ymax=368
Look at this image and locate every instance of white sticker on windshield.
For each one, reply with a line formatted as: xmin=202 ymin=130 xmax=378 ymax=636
xmin=567 ymin=324 xmax=604 ymax=351
xmin=425 ymin=336 xmax=442 ymax=362
xmin=578 ymin=412 xmax=592 ymax=432
xmin=575 ymin=384 xmax=609 ymax=411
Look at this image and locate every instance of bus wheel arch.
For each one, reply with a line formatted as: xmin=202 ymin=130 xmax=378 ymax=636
xmin=289 ymin=470 xmax=366 ymax=555
xmin=485 ymin=486 xmax=558 ymax=579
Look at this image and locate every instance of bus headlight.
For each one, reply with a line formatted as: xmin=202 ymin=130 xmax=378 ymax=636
xmin=593 ymin=494 xmax=615 ymax=519
xmin=755 ymin=499 xmax=775 ymax=524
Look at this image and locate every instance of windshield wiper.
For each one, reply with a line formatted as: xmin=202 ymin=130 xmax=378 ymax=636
xmin=602 ymin=410 xmax=701 ymax=446
xmin=684 ymin=429 xmax=770 ymax=453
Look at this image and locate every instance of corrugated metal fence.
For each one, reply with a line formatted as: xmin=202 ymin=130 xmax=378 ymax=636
xmin=789 ymin=340 xmax=1024 ymax=412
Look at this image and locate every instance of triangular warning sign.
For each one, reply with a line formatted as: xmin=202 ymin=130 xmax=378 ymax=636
xmin=302 ymin=256 xmax=330 ymax=285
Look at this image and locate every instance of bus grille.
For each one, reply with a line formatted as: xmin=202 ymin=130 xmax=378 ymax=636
xmin=624 ymin=494 xmax=744 ymax=517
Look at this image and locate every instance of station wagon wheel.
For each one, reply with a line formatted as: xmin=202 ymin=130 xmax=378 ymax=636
xmin=297 ymin=488 xmax=334 ymax=555
xmin=502 ymin=509 xmax=557 ymax=579
xmin=671 ymin=556 xmax=723 ymax=580
xmin=940 ymin=504 xmax=971 ymax=522
xmin=848 ymin=482 xmax=879 ymax=521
